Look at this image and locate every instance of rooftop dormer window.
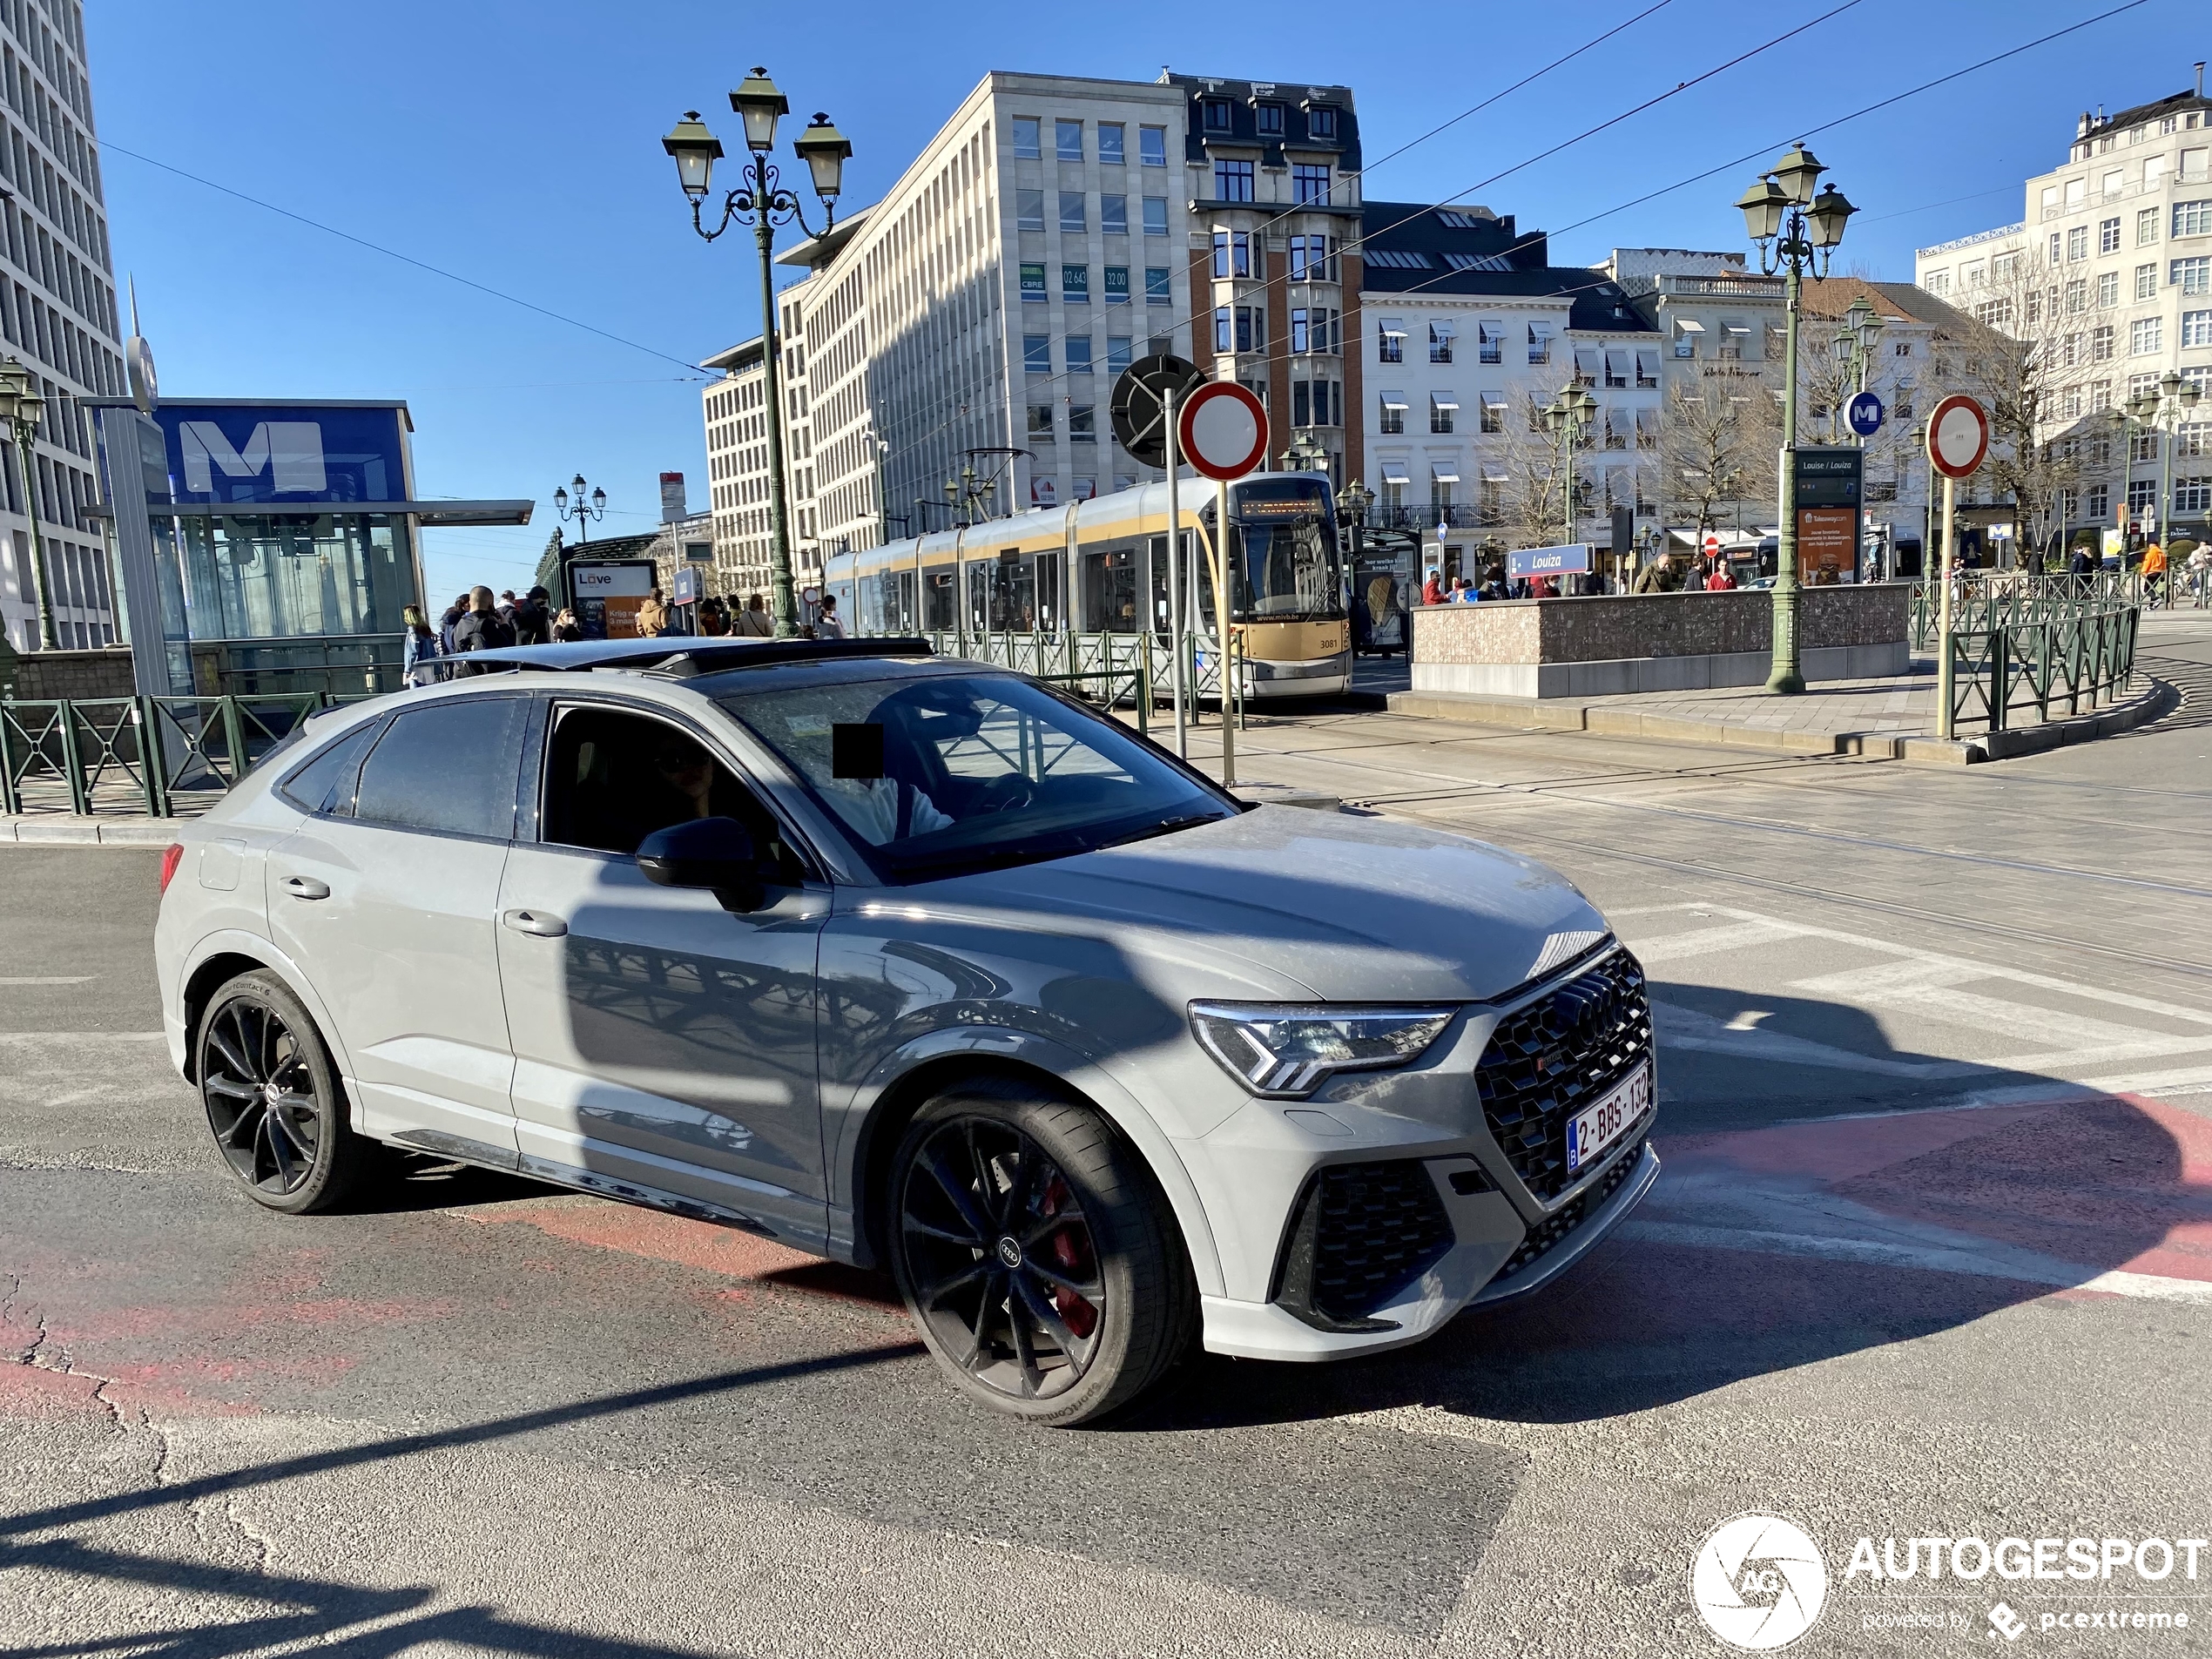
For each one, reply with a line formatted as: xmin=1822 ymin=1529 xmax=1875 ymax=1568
xmin=1255 ymin=103 xmax=1284 ymax=137
xmin=1203 ymin=98 xmax=1233 ymax=133
xmin=1307 ymin=105 xmax=1338 ymax=140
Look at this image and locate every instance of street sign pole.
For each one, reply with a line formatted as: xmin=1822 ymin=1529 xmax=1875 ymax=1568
xmin=1164 ymin=385 xmax=1186 ymax=759
xmin=1925 ymin=394 xmax=1991 ymax=745
xmin=1937 ymin=470 xmax=1958 ymax=739
xmin=1174 ymin=379 xmax=1269 ymax=790
xmin=1109 ymin=354 xmax=1205 ymax=758
xmin=1214 ymin=474 xmax=1235 ymax=786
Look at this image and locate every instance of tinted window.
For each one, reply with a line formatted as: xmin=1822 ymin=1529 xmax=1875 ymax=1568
xmin=354 ymin=698 xmax=525 ymax=840
xmin=278 ymin=719 xmax=384 ymax=816
xmin=543 ymin=705 xmax=810 ymax=883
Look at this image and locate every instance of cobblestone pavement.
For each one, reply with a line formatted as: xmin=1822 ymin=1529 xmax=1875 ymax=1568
xmin=3 ymin=616 xmax=2210 ymax=1657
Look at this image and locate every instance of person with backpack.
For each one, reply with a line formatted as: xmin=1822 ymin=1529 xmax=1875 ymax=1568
xmin=452 ymin=586 xmax=517 ymax=672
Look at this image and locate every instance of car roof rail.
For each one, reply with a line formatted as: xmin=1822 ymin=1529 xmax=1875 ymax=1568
xmin=453 ymin=637 xmax=936 ymax=678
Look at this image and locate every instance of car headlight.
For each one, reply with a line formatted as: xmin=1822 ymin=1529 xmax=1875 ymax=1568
xmin=1189 ymin=1002 xmax=1457 ymax=1099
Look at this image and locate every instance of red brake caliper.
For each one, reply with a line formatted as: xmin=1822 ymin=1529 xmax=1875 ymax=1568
xmin=1041 ymin=1176 xmax=1098 ymax=1339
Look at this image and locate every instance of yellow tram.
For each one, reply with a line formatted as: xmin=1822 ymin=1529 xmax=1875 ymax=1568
xmin=822 ymin=472 xmax=1351 ymax=699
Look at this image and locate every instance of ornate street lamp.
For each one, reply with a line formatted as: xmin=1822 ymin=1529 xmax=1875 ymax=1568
xmin=664 ymin=71 xmax=852 ymax=639
xmin=1541 ymin=384 xmax=1599 ymax=549
xmin=1833 ymin=295 xmax=1884 ymax=445
xmin=0 ymin=357 xmax=55 ymax=650
xmin=552 ymin=473 xmax=605 ymax=608
xmin=1737 ymin=143 xmax=1856 ymax=692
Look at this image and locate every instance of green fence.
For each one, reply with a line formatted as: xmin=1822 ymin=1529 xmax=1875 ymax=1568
xmin=1909 ymin=574 xmax=2141 ymax=733
xmin=925 ymin=628 xmax=1227 ymax=705
xmin=0 ymin=691 xmax=377 ymax=818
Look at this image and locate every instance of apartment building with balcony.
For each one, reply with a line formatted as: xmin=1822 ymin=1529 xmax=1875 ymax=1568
xmin=1915 ymin=72 xmax=2212 ymax=539
xmin=1356 ymin=208 xmax=1659 ymax=575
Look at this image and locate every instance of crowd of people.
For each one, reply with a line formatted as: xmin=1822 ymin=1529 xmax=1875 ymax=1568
xmin=1415 ymin=550 xmax=1743 ymax=606
xmin=397 ymin=585 xmax=845 ymax=686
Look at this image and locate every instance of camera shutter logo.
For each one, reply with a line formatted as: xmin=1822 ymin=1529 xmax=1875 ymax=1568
xmin=1689 ymin=1514 xmax=1828 ymax=1650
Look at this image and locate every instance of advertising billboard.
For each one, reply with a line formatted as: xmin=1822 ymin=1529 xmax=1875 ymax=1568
xmin=570 ymin=558 xmax=659 ymax=638
xmin=152 ymin=402 xmax=412 ymax=505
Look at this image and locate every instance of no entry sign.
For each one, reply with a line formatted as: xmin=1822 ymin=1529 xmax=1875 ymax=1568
xmin=1926 ymin=395 xmax=1990 ymax=479
xmin=1177 ymin=381 xmax=1269 ymax=481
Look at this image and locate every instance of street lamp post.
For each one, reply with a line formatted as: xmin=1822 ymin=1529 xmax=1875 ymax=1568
xmin=1737 ymin=144 xmax=1857 ymax=693
xmin=1336 ymin=479 xmax=1372 ymax=648
xmin=0 ymin=358 xmax=56 ymax=650
xmin=664 ymin=73 xmax=852 ymax=640
xmin=2147 ymin=371 xmax=2202 ymax=572
xmin=1541 ymin=384 xmax=1598 ymax=550
xmin=552 ymin=474 xmax=605 ymax=609
xmin=1833 ymin=295 xmax=1884 ymax=446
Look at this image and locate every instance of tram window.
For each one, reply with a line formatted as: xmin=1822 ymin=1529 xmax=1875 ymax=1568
xmin=1082 ymin=545 xmax=1138 ymax=633
xmin=924 ymin=570 xmax=956 ymax=631
xmin=1036 ymin=551 xmax=1063 ymax=631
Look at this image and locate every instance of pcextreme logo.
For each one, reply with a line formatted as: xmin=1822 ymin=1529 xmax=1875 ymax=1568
xmin=1690 ymin=1514 xmax=1830 ymax=1650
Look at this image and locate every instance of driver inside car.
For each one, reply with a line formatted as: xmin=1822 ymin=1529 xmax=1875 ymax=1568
xmin=822 ymin=771 xmax=954 ymax=846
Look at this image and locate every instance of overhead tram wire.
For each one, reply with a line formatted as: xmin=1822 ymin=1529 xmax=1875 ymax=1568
xmin=91 ymin=138 xmax=709 ymax=376
xmin=867 ymin=0 xmax=1864 ymax=478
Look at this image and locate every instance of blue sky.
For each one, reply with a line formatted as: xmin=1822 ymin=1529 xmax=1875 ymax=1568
xmin=90 ymin=0 xmax=2199 ymax=602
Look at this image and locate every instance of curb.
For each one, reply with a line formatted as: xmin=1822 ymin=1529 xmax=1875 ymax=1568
xmin=1385 ymin=674 xmax=2177 ymax=766
xmin=0 ymin=818 xmax=179 ymax=846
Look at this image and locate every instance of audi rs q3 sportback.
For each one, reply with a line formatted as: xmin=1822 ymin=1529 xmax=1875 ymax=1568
xmin=156 ymin=637 xmax=1657 ymax=1424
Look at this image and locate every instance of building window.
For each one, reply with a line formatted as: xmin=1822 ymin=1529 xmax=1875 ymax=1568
xmin=2139 ymin=207 xmax=2161 ymax=246
xmin=2089 ymin=380 xmax=2113 ymax=411
xmin=1636 ymin=349 xmax=1659 ymax=387
xmin=1140 ymin=126 xmax=1167 ymax=166
xmin=2067 ymin=226 xmax=2087 ymax=260
xmin=1066 ymin=336 xmax=1094 ymax=375
xmin=1107 ymin=335 xmax=1133 ymax=373
xmin=2176 ymin=477 xmax=2212 ymax=515
xmin=1145 ymin=266 xmax=1171 ymax=302
xmin=2101 ymin=216 xmax=2121 ymax=254
xmin=1605 ymin=350 xmax=1629 ymax=388
xmin=1098 ymin=123 xmax=1124 ymax=165
xmin=1020 ymin=262 xmax=1046 ymax=302
xmin=2131 ymin=315 xmax=2163 ymax=354
xmin=1143 ymin=197 xmax=1169 ymax=236
xmin=2047 ymin=233 xmax=2062 ymax=266
xmin=1016 ymin=188 xmax=1045 ymax=233
xmin=1062 ymin=264 xmax=1089 ymax=303
xmin=1378 ymin=393 xmax=1405 ymax=435
xmin=2062 ymin=278 xmax=2086 ymax=314
xmin=2175 ymin=256 xmax=2212 ymax=293
xmin=1212 ymin=230 xmax=1252 ymax=278
xmin=1056 ymin=119 xmax=1084 ymax=162
xmin=2097 ymin=270 xmax=2119 ymax=307
xmin=1429 ymin=321 xmax=1453 ymax=363
xmin=1069 ymin=405 xmax=1096 ymax=442
xmin=1023 ymin=334 xmax=1050 ymax=373
xmin=1287 ymin=235 xmax=1335 ymax=280
xmin=1924 ymin=270 xmax=1950 ymax=295
xmin=2092 ymin=322 xmax=2114 ymax=360
xmin=1215 ymin=307 xmax=1231 ymax=353
xmin=1291 ymin=307 xmax=1308 ymax=353
xmin=1292 ymin=164 xmax=1332 ymax=206
xmin=1430 ymin=473 xmax=1454 ymax=512
xmin=1100 ymin=194 xmax=1127 ymax=234
xmin=1060 ymin=191 xmax=1086 ymax=233
xmin=1255 ymin=103 xmax=1284 ymax=138
xmin=2084 ymin=484 xmax=2109 ymax=521
xmin=1480 ymin=395 xmax=1506 ymax=435
xmin=1307 ymin=105 xmax=1338 ymax=139
xmin=1103 ymin=265 xmax=1130 ymax=304
xmin=1012 ymin=117 xmax=1041 ymax=159
xmin=1028 ymin=405 xmax=1055 ymax=441
xmin=2175 ymin=200 xmax=2212 ymax=237
xmin=2137 ymin=262 xmax=2159 ymax=300
xmin=2182 ymin=310 xmax=2212 ymax=347
xmin=1214 ymin=158 xmax=1255 ymax=203
xmin=1529 ymin=323 xmax=1553 ymax=364
xmin=1430 ymin=394 xmax=1455 ymax=435
xmin=1378 ymin=318 xmax=1404 ymax=362
xmin=1202 ymin=98 xmax=1233 ymax=132
xmin=1237 ymin=306 xmax=1264 ymax=353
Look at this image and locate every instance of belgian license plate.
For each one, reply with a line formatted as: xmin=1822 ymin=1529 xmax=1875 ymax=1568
xmin=1566 ymin=1064 xmax=1650 ymax=1174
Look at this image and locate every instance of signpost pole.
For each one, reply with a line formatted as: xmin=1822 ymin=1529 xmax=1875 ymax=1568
xmin=1214 ymin=475 xmax=1236 ymax=789
xmin=1936 ymin=470 xmax=1957 ymax=741
xmin=1164 ymin=386 xmax=1187 ymax=759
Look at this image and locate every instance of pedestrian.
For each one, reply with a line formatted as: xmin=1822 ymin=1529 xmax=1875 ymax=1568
xmin=2069 ymin=543 xmax=2094 ymax=578
xmin=2141 ymin=539 xmax=2168 ymax=604
xmin=737 ymin=593 xmax=773 ymax=637
xmin=699 ymin=597 xmax=732 ymax=637
xmin=1704 ymin=560 xmax=1737 ymax=591
xmin=635 ymin=587 xmax=670 ymax=638
xmin=1421 ymin=568 xmax=1444 ymax=606
xmin=400 ymin=604 xmax=442 ymax=687
xmin=815 ymin=594 xmax=846 ymax=637
xmin=497 ymin=590 xmax=519 ymax=623
xmin=451 ymin=584 xmax=517 ymax=671
xmin=2188 ymin=543 xmax=2212 ymax=605
xmin=510 ymin=586 xmax=551 ymax=646
xmin=552 ymin=607 xmax=584 ymax=643
xmin=439 ymin=592 xmax=469 ymax=655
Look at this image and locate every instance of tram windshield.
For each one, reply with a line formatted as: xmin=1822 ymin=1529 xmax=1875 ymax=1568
xmin=1227 ymin=478 xmax=1342 ymax=623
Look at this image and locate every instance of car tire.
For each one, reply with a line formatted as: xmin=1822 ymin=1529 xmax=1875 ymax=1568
xmin=195 ymin=970 xmax=374 ymax=1216
xmin=888 ymin=1077 xmax=1196 ymax=1426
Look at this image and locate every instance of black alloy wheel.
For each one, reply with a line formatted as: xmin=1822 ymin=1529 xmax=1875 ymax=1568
xmin=888 ymin=1082 xmax=1195 ymax=1425
xmin=196 ymin=972 xmax=370 ymax=1214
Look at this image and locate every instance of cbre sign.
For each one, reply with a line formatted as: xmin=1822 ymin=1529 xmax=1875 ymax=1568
xmin=153 ymin=402 xmax=411 ymax=505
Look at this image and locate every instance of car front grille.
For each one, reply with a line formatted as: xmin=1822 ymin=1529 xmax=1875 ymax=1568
xmin=1271 ymin=1159 xmax=1457 ymax=1332
xmin=1475 ymin=949 xmax=1653 ymax=1203
xmin=1494 ymin=1137 xmax=1645 ymax=1282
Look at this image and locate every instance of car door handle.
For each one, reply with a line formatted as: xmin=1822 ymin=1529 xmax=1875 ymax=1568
xmin=283 ymin=875 xmax=331 ymax=901
xmin=501 ymin=908 xmax=569 ymax=938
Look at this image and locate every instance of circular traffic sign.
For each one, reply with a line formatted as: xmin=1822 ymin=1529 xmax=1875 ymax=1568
xmin=1926 ymin=394 xmax=1989 ymax=479
xmin=1846 ymin=390 xmax=1884 ymax=438
xmin=1109 ymin=354 xmax=1204 ymax=469
xmin=1177 ymin=381 xmax=1269 ymax=482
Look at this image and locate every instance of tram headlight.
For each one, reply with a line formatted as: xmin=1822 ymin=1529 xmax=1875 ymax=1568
xmin=1188 ymin=1002 xmax=1455 ymax=1098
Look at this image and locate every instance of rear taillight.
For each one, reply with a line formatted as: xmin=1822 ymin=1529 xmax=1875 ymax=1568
xmin=158 ymin=843 xmax=185 ymax=894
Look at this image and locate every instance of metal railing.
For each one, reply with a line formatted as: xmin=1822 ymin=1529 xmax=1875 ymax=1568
xmin=1909 ymin=573 xmax=2141 ymax=732
xmin=0 ymin=691 xmax=376 ymax=818
xmin=926 ymin=628 xmax=1227 ymax=711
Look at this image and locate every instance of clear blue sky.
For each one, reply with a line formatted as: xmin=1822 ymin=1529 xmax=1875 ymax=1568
xmin=89 ymin=0 xmax=2202 ymax=603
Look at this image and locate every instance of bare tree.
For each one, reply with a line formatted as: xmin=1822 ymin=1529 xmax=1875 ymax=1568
xmin=1482 ymin=378 xmax=1575 ymax=551
xmin=1660 ymin=376 xmax=1779 ymax=539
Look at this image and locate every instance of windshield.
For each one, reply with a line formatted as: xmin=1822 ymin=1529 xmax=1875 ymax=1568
xmin=1228 ymin=480 xmax=1341 ymax=621
xmin=720 ymin=672 xmax=1236 ymax=882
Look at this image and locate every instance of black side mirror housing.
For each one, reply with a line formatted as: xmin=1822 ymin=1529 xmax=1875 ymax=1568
xmin=636 ymin=816 xmax=767 ymax=913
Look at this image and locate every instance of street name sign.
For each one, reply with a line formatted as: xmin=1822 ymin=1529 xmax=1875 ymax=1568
xmin=1506 ymin=543 xmax=1591 ymax=579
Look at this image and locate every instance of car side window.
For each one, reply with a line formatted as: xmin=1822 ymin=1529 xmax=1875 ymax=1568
xmin=277 ymin=718 xmax=385 ymax=817
xmin=353 ymin=697 xmax=527 ymax=840
xmin=542 ymin=705 xmax=811 ymax=883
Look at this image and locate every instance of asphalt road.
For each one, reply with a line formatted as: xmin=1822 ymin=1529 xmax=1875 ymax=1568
xmin=3 ymin=614 xmax=2210 ymax=1657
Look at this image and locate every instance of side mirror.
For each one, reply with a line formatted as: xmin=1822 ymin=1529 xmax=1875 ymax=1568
xmin=636 ymin=816 xmax=767 ymax=913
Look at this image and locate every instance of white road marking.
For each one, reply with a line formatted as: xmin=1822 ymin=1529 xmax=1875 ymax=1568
xmin=1650 ymin=999 xmax=1988 ymax=1079
xmin=1629 ymin=921 xmax=1808 ymax=965
xmin=0 ymin=1031 xmax=166 ymax=1042
xmin=0 ymin=974 xmax=98 ymax=984
xmin=1617 ymin=1219 xmax=2212 ymax=1305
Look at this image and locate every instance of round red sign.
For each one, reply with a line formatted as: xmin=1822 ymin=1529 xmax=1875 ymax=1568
xmin=1177 ymin=381 xmax=1270 ymax=482
xmin=1925 ymin=394 xmax=1990 ymax=480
